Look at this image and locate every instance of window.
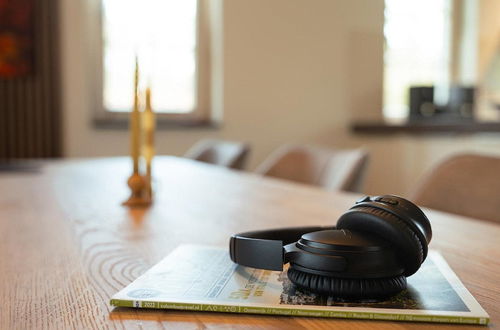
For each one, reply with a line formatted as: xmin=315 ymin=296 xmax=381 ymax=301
xmin=96 ymin=0 xmax=219 ymax=123
xmin=102 ymin=0 xmax=197 ymax=113
xmin=383 ymin=0 xmax=452 ymax=120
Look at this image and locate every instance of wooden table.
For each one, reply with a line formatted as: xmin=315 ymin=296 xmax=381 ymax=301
xmin=1 ymin=157 xmax=498 ymax=329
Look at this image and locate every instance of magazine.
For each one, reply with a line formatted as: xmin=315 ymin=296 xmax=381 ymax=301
xmin=110 ymin=245 xmax=489 ymax=325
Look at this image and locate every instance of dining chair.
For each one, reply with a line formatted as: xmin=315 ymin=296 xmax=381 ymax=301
xmin=255 ymin=144 xmax=369 ymax=192
xmin=184 ymin=139 xmax=250 ymax=170
xmin=412 ymin=153 xmax=500 ymax=223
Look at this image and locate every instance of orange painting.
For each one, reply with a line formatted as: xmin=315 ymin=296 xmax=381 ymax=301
xmin=0 ymin=0 xmax=34 ymax=78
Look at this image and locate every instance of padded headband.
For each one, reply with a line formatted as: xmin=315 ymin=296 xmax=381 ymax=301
xmin=229 ymin=226 xmax=331 ymax=271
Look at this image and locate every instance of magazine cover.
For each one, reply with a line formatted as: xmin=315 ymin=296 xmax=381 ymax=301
xmin=110 ymin=245 xmax=489 ymax=325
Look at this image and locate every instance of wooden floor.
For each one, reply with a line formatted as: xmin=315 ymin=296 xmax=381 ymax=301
xmin=0 ymin=157 xmax=498 ymax=329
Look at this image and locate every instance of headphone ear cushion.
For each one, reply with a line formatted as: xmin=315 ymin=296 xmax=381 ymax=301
xmin=337 ymin=206 xmax=423 ymax=277
xmin=287 ymin=267 xmax=406 ymax=299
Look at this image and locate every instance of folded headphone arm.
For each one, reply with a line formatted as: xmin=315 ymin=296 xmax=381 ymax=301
xmin=229 ymin=226 xmax=329 ymax=271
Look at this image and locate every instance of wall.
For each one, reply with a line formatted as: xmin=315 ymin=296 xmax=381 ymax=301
xmin=60 ymin=0 xmax=500 ymax=197
xmin=59 ymin=0 xmax=384 ymax=176
xmin=478 ymin=0 xmax=500 ymax=78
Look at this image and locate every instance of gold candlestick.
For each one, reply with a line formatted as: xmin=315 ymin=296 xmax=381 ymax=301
xmin=142 ymin=86 xmax=155 ymax=200
xmin=131 ymin=57 xmax=141 ymax=174
xmin=123 ymin=57 xmax=150 ymax=207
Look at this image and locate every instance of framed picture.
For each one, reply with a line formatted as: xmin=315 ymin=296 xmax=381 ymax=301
xmin=0 ymin=0 xmax=34 ymax=78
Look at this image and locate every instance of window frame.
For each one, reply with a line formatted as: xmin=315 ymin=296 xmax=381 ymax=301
xmin=90 ymin=0 xmax=214 ymax=126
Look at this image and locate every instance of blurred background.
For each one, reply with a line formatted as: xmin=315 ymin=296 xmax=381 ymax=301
xmin=1 ymin=0 xmax=500 ymax=197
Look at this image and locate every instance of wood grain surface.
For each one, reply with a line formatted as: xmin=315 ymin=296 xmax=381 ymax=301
xmin=0 ymin=157 xmax=498 ymax=329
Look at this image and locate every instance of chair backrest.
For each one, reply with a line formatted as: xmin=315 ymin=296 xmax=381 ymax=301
xmin=256 ymin=144 xmax=369 ymax=192
xmin=412 ymin=153 xmax=500 ymax=223
xmin=184 ymin=139 xmax=250 ymax=170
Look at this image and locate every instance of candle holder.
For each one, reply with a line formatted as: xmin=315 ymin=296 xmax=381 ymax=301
xmin=123 ymin=58 xmax=155 ymax=207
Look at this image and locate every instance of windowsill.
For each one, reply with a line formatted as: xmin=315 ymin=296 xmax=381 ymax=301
xmin=351 ymin=120 xmax=500 ymax=134
xmin=93 ymin=117 xmax=221 ymax=130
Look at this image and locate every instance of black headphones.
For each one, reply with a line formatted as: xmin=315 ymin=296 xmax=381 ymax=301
xmin=229 ymin=195 xmax=432 ymax=299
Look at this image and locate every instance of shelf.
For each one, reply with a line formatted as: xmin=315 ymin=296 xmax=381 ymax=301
xmin=351 ymin=121 xmax=500 ymax=134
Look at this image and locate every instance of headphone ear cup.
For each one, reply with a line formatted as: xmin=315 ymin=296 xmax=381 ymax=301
xmin=287 ymin=267 xmax=407 ymax=299
xmin=337 ymin=206 xmax=424 ymax=277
